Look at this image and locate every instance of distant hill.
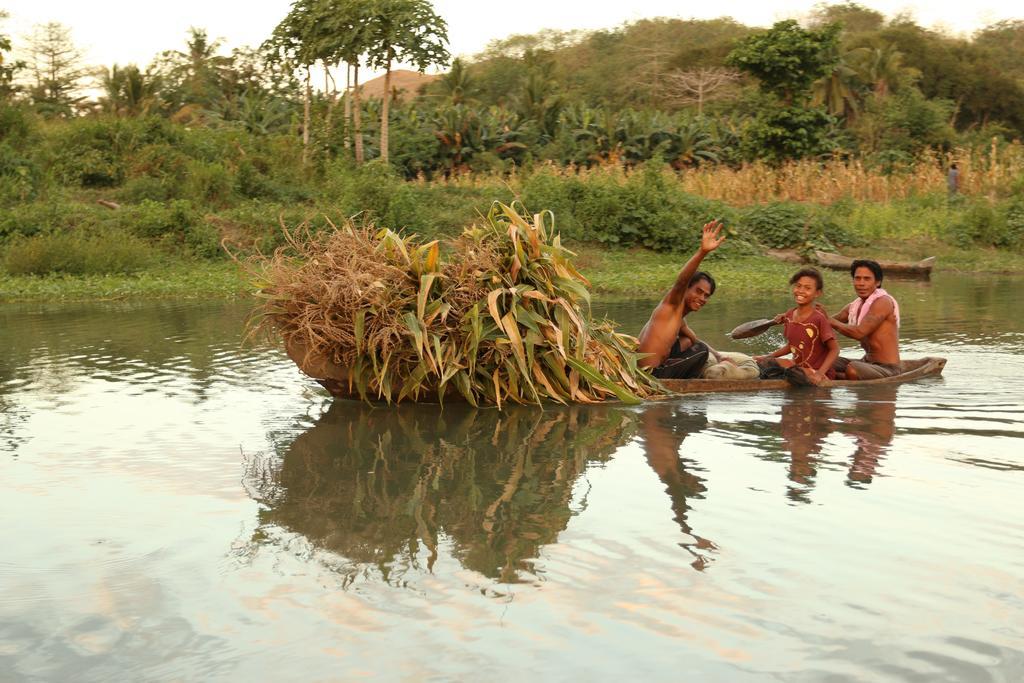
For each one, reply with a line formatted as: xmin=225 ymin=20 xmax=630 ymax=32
xmin=359 ymin=70 xmax=439 ymax=101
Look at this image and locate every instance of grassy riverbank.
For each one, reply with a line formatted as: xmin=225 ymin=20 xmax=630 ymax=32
xmin=3 ymin=240 xmax=1021 ymax=303
xmin=4 ymin=152 xmax=1023 ymax=303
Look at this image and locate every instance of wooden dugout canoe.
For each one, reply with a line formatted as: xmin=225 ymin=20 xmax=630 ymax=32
xmin=288 ymin=329 xmax=946 ymax=401
xmin=661 ymin=356 xmax=946 ymax=395
xmin=766 ymin=249 xmax=936 ymax=279
xmin=814 ymin=251 xmax=935 ymax=279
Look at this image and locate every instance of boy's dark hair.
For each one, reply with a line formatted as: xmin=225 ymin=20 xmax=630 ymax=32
xmin=850 ymin=259 xmax=883 ymax=283
xmin=688 ymin=271 xmax=716 ymax=295
xmin=789 ymin=267 xmax=823 ymax=291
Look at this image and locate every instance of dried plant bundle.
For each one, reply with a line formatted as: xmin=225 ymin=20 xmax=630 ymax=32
xmin=248 ymin=202 xmax=662 ymax=406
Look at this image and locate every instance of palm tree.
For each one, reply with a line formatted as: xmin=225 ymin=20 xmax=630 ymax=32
xmin=813 ymin=47 xmax=861 ymax=120
xmin=437 ymin=57 xmax=474 ymax=105
xmin=849 ymin=43 xmax=918 ymax=100
xmin=97 ymin=64 xmax=162 ymax=116
xmin=175 ymin=28 xmax=232 ymax=106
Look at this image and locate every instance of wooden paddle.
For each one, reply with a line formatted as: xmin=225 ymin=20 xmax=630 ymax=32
xmin=728 ymin=317 xmax=781 ymax=339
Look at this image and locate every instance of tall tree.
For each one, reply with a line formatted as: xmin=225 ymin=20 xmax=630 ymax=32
xmin=974 ymin=20 xmax=1024 ymax=80
xmin=726 ymin=19 xmax=840 ymax=105
xmin=24 ymin=22 xmax=86 ymax=117
xmin=808 ymin=2 xmax=884 ymax=34
xmin=1 ymin=10 xmax=24 ymax=100
xmin=727 ymin=20 xmax=841 ymax=162
xmin=437 ymin=57 xmax=474 ymax=105
xmin=266 ymin=3 xmax=321 ymax=164
xmin=812 ymin=46 xmax=861 ymax=120
xmin=96 ymin=64 xmax=162 ymax=116
xmin=849 ymin=43 xmax=917 ymax=100
xmin=362 ymin=0 xmax=449 ymax=164
xmin=152 ymin=27 xmax=232 ymax=115
xmin=661 ymin=67 xmax=740 ymax=114
xmin=310 ymin=0 xmax=377 ymax=163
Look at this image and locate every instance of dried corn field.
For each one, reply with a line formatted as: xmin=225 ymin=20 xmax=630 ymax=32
xmin=427 ymin=142 xmax=1024 ymax=205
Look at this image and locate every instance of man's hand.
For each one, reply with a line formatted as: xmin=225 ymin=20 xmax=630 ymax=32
xmin=772 ymin=313 xmax=786 ymax=324
xmin=700 ymin=220 xmax=726 ymax=254
xmin=806 ymin=368 xmax=825 ymax=385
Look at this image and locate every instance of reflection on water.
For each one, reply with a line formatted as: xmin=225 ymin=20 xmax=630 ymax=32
xmin=245 ymin=401 xmax=727 ymax=583
xmin=2 ymin=275 xmax=1023 ymax=680
xmin=246 ymin=403 xmax=641 ymax=584
xmin=769 ymin=386 xmax=899 ymax=502
xmin=637 ymin=404 xmax=716 ymax=569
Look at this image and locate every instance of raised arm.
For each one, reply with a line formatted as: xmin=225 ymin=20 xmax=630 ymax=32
xmin=661 ymin=220 xmax=725 ymax=307
xmin=637 ymin=221 xmax=725 ymax=367
xmin=831 ymin=297 xmax=892 ymax=340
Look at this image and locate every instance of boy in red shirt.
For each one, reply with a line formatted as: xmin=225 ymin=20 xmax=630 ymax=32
xmin=754 ymin=267 xmax=839 ymax=386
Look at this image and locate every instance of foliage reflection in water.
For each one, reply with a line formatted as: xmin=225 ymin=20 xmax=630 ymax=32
xmin=243 ymin=400 xmax=733 ymax=584
xmin=245 ymin=402 xmax=648 ymax=583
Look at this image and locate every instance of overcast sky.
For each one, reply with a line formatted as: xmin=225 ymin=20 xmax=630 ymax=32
xmin=3 ymin=0 xmax=1022 ymax=80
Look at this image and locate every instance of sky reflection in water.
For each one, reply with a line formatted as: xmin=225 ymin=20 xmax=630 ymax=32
xmin=1 ymin=275 xmax=1022 ymax=680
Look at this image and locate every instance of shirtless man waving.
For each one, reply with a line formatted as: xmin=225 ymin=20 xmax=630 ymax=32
xmin=828 ymin=259 xmax=901 ymax=380
xmin=637 ymin=220 xmax=725 ymax=379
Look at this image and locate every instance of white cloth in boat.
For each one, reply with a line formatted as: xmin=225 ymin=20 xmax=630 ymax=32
xmin=701 ymin=351 xmax=760 ymax=380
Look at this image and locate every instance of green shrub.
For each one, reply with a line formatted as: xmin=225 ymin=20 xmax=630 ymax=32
xmin=127 ymin=142 xmax=190 ymax=179
xmin=521 ymin=164 xmax=736 ymax=251
xmin=384 ymin=183 xmax=512 ymax=239
xmin=0 ymin=138 xmax=44 ymax=203
xmin=178 ymin=127 xmax=245 ymax=164
xmin=236 ymin=159 xmax=272 ymax=199
xmin=950 ymin=200 xmax=1015 ymax=248
xmin=950 ymin=197 xmax=1024 ymax=250
xmin=1003 ymin=196 xmax=1024 ymax=250
xmin=185 ymin=219 xmax=222 ymax=259
xmin=0 ymin=107 xmax=45 ymax=201
xmin=215 ymin=201 xmax=348 ymax=253
xmin=327 ymin=159 xmax=402 ymax=219
xmin=0 ymin=202 xmax=103 ymax=240
xmin=0 ymin=105 xmax=36 ymax=144
xmin=739 ymin=203 xmax=807 ymax=248
xmin=2 ymin=231 xmax=153 ymax=275
xmin=628 ymin=166 xmax=734 ymax=252
xmin=48 ymin=116 xmax=181 ymax=188
xmin=118 ymin=142 xmax=191 ymax=201
xmin=119 ymin=175 xmax=177 ymax=202
xmin=236 ymin=157 xmax=313 ymax=203
xmin=55 ymin=147 xmax=124 ymax=188
xmin=120 ymin=199 xmax=199 ymax=239
xmin=183 ymin=160 xmax=235 ymax=206
xmin=520 ymin=168 xmax=582 ymax=236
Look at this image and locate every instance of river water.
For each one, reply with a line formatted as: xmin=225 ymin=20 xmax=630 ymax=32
xmin=2 ymin=274 xmax=1022 ymax=681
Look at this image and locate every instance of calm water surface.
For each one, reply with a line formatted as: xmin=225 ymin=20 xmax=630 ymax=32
xmin=2 ymin=275 xmax=1022 ymax=681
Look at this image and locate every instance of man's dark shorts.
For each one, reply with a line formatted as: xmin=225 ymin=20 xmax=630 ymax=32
xmin=834 ymin=356 xmax=901 ymax=380
xmin=652 ymin=341 xmax=709 ymax=380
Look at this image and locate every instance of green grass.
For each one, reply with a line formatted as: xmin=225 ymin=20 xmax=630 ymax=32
xmin=580 ymin=248 xmax=822 ymax=298
xmin=0 ymin=260 xmax=250 ymax=301
xmin=2 ymin=240 xmax=1022 ymax=303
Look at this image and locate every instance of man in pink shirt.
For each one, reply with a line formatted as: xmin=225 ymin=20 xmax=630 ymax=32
xmin=828 ymin=259 xmax=901 ymax=380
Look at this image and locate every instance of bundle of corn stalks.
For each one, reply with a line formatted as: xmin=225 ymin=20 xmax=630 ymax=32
xmin=249 ymin=202 xmax=662 ymax=406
